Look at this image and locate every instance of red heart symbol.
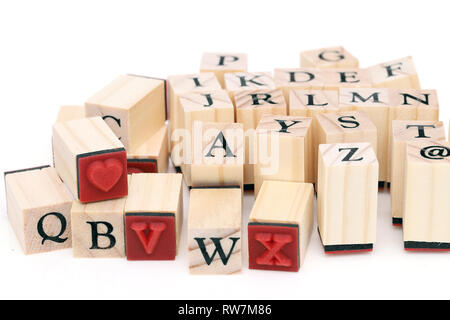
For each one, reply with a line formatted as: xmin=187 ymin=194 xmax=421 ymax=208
xmin=86 ymin=158 xmax=123 ymax=193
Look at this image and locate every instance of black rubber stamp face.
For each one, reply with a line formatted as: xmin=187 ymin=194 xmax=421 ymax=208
xmin=420 ymin=146 xmax=450 ymax=160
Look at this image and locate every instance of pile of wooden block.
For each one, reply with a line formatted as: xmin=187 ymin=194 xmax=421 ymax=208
xmin=4 ymin=47 xmax=450 ymax=275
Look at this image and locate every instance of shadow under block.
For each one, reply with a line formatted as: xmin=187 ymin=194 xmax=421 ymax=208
xmin=188 ymin=188 xmax=242 ymax=274
xmin=200 ymin=52 xmax=248 ymax=88
xmin=300 ymin=46 xmax=359 ymax=69
xmin=368 ymin=56 xmax=420 ymax=89
xmin=234 ymin=88 xmax=287 ymax=185
xmin=124 ymin=173 xmax=183 ymax=260
xmin=274 ymin=68 xmax=371 ymax=104
xmin=168 ymin=73 xmax=222 ymax=165
xmin=85 ymin=74 xmax=166 ymax=151
xmin=181 ymin=122 xmax=244 ymax=188
xmin=71 ymin=195 xmax=127 ymax=258
xmin=248 ymin=181 xmax=314 ymax=272
xmin=56 ymin=105 xmax=86 ymax=123
xmin=52 ymin=117 xmax=128 ymax=203
xmin=289 ymin=89 xmax=340 ymax=183
xmin=403 ymin=141 xmax=450 ymax=251
xmin=5 ymin=166 xmax=73 ymax=254
xmin=317 ymin=143 xmax=378 ymax=253
xmin=254 ymin=115 xmax=313 ymax=197
xmin=390 ymin=121 xmax=445 ymax=225
xmin=127 ymin=124 xmax=169 ymax=174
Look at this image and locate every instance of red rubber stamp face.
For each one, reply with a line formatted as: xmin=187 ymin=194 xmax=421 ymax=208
xmin=127 ymin=159 xmax=157 ymax=174
xmin=77 ymin=149 xmax=128 ymax=203
xmin=87 ymin=158 xmax=123 ymax=192
xmin=248 ymin=223 xmax=299 ymax=272
xmin=125 ymin=213 xmax=176 ymax=261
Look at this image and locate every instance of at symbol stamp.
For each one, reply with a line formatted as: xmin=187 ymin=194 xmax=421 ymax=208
xmin=420 ymin=146 xmax=450 ymax=160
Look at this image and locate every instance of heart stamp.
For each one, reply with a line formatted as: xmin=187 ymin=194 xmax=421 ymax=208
xmin=86 ymin=158 xmax=124 ymax=192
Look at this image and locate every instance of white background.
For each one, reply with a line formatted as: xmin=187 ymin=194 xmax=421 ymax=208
xmin=0 ymin=0 xmax=449 ymax=300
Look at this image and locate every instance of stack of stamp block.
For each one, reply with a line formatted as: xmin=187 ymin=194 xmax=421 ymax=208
xmin=4 ymin=74 xmax=187 ymax=262
xmin=169 ymin=54 xmax=314 ymax=273
xmin=273 ymin=47 xmax=446 ymax=254
xmin=276 ymin=47 xmax=446 ymax=254
xmin=4 ymin=47 xmax=450 ymax=276
xmin=168 ymin=47 xmax=446 ymax=268
xmin=170 ymin=54 xmax=247 ymax=274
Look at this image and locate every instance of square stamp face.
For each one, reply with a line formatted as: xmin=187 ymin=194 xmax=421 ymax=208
xmin=127 ymin=159 xmax=157 ymax=174
xmin=248 ymin=223 xmax=299 ymax=272
xmin=77 ymin=149 xmax=128 ymax=203
xmin=125 ymin=213 xmax=176 ymax=260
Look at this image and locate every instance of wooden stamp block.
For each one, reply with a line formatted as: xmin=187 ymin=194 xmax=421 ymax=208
xmin=317 ymin=143 xmax=378 ymax=253
xmin=235 ymin=88 xmax=288 ymax=129
xmin=289 ymin=89 xmax=340 ymax=117
xmin=248 ymin=181 xmax=314 ymax=272
xmin=224 ymin=72 xmax=276 ymax=104
xmin=188 ymin=188 xmax=242 ymax=274
xmin=403 ymin=140 xmax=450 ymax=251
xmin=254 ymin=115 xmax=313 ymax=196
xmin=56 ymin=105 xmax=85 ymax=122
xmin=182 ymin=122 xmax=244 ymax=188
xmin=71 ymin=195 xmax=127 ymax=258
xmin=386 ymin=89 xmax=440 ymax=181
xmin=316 ymin=111 xmax=377 ymax=153
xmin=274 ymin=68 xmax=324 ymax=103
xmin=52 ymin=117 xmax=127 ymax=203
xmin=274 ymin=68 xmax=371 ymax=104
xmin=85 ymin=74 xmax=166 ymax=151
xmin=321 ymin=68 xmax=371 ymax=90
xmin=389 ymin=89 xmax=439 ymax=121
xmin=289 ymin=89 xmax=340 ymax=183
xmin=339 ymin=88 xmax=390 ymax=182
xmin=124 ymin=173 xmax=183 ymax=260
xmin=300 ymin=46 xmax=359 ymax=69
xmin=127 ymin=124 xmax=169 ymax=174
xmin=200 ymin=52 xmax=248 ymax=88
xmin=368 ymin=56 xmax=420 ymax=89
xmin=235 ymin=88 xmax=287 ymax=185
xmin=5 ymin=166 xmax=72 ymax=254
xmin=391 ymin=123 xmax=445 ymax=226
xmin=168 ymin=73 xmax=221 ymax=166
xmin=179 ymin=90 xmax=235 ymax=132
